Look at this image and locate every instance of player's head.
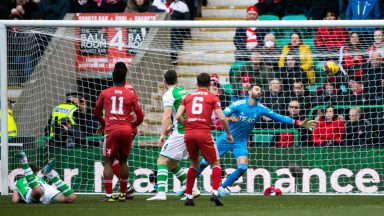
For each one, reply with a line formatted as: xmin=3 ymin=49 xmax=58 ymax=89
xmin=113 ymin=62 xmax=127 ymax=85
xmin=164 ymin=70 xmax=178 ymax=86
xmin=197 ymin=72 xmax=210 ymax=88
xmin=248 ymin=83 xmax=262 ymax=100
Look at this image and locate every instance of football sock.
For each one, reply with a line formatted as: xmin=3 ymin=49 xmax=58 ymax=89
xmin=211 ymin=167 xmax=222 ymax=191
xmin=157 ymin=164 xmax=169 ymax=193
xmin=186 ymin=167 xmax=197 ymax=195
xmin=104 ymin=177 xmax=113 ymax=196
xmin=171 ymin=165 xmax=186 ymax=186
xmin=20 ymin=158 xmax=39 ymax=188
xmin=196 ymin=159 xmax=209 ymax=177
xmin=221 ymin=164 xmax=248 ymax=188
xmin=48 ymin=174 xmax=74 ymax=196
xmin=120 ymin=178 xmax=128 ymax=193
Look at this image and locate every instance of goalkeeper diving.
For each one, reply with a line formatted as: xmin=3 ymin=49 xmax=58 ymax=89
xmin=12 ymin=151 xmax=76 ymax=204
xmin=196 ymin=83 xmax=316 ymax=196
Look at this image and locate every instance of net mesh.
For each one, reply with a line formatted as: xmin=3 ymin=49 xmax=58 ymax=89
xmin=4 ymin=21 xmax=384 ymax=194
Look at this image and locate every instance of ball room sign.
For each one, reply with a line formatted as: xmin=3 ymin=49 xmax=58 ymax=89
xmin=75 ymin=13 xmax=156 ymax=71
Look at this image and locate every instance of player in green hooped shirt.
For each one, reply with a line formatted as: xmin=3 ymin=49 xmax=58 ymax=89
xmin=12 ymin=151 xmax=76 ymax=204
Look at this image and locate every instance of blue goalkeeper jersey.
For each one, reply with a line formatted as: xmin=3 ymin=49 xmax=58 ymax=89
xmin=220 ymin=99 xmax=294 ymax=143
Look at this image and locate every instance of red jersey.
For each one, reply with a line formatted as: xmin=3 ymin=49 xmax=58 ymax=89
xmin=94 ymin=85 xmax=144 ymax=133
xmin=181 ymin=88 xmax=221 ymax=132
xmin=124 ymin=81 xmax=137 ymax=95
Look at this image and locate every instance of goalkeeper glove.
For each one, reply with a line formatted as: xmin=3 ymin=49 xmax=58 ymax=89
xmin=295 ymin=119 xmax=316 ymax=130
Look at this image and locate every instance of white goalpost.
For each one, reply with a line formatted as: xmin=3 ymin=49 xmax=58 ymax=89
xmin=1 ymin=19 xmax=384 ymax=196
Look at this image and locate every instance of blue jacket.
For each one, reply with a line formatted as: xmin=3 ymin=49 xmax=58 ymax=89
xmin=345 ymin=0 xmax=380 ymax=20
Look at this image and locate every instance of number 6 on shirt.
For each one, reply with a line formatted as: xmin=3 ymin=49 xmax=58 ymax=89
xmin=192 ymin=97 xmax=203 ymax=114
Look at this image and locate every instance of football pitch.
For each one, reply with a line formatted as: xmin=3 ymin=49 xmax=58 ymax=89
xmin=0 ymin=195 xmax=383 ymax=216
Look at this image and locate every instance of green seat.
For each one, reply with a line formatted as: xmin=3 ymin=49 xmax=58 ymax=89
xmin=252 ymin=134 xmax=274 ymax=147
xmin=230 ymin=61 xmax=248 ymax=71
xmin=259 ymin=15 xmax=280 ymax=21
xmin=275 ymin=38 xmax=289 ymax=48
xmin=281 ymin=15 xmax=307 ymax=20
xmin=306 ymin=84 xmax=322 ymax=95
xmin=302 ymin=38 xmax=315 ymax=51
xmin=222 ymin=83 xmax=234 ymax=95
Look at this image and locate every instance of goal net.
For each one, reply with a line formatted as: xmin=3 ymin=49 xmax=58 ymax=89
xmin=2 ymin=17 xmax=384 ymax=195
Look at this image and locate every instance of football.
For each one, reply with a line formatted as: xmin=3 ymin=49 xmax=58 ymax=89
xmin=323 ymin=60 xmax=340 ymax=76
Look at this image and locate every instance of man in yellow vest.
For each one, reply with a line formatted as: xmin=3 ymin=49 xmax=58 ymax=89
xmin=45 ymin=93 xmax=89 ymax=147
xmin=0 ymin=100 xmax=18 ymax=138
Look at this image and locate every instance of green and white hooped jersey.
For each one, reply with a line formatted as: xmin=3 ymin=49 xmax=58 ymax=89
xmin=13 ymin=176 xmax=46 ymax=200
xmin=162 ymin=86 xmax=188 ymax=134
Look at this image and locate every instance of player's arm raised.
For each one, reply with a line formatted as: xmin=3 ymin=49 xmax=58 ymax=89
xmin=214 ymin=108 xmax=233 ymax=143
xmin=264 ymin=109 xmax=316 ymax=130
xmin=159 ymin=107 xmax=173 ymax=146
xmin=176 ymin=104 xmax=186 ymax=126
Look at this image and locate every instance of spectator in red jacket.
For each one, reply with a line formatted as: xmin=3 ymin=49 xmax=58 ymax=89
xmin=339 ymin=32 xmax=366 ymax=77
xmin=367 ymin=29 xmax=384 ymax=62
xmin=312 ymin=106 xmax=345 ymax=146
xmin=314 ymin=9 xmax=347 ymax=60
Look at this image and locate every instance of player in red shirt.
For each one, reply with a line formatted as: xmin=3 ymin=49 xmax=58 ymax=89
xmin=107 ymin=62 xmax=139 ymax=198
xmin=93 ymin=65 xmax=144 ymax=202
xmin=176 ymin=73 xmax=233 ymax=206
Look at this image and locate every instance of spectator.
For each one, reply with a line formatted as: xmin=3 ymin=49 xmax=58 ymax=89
xmin=231 ymin=50 xmax=273 ymax=93
xmin=231 ymin=74 xmax=253 ymax=103
xmin=255 ymin=0 xmax=285 ymax=19
xmin=310 ymin=0 xmax=339 ymax=20
xmin=312 ymin=105 xmax=345 ymax=146
xmin=278 ymin=32 xmax=315 ymax=84
xmin=210 ymin=73 xmax=231 ymax=108
xmin=96 ymin=0 xmax=127 ymax=12
xmin=33 ymin=0 xmax=70 ymax=20
xmin=45 ymin=92 xmax=99 ymax=147
xmin=276 ymin=54 xmax=309 ymax=91
xmin=71 ymin=0 xmax=99 ymax=13
xmin=14 ymin=0 xmax=39 ymax=20
xmin=9 ymin=5 xmax=25 ymax=19
xmin=289 ymin=79 xmax=312 ymax=115
xmin=345 ymin=0 xmax=381 ymax=41
xmin=262 ymin=33 xmax=281 ymax=71
xmin=341 ymin=76 xmax=372 ymax=105
xmin=149 ymin=0 xmax=190 ymax=65
xmin=275 ymin=100 xmax=311 ymax=147
xmin=339 ymin=32 xmax=366 ymax=78
xmin=343 ymin=107 xmax=373 ymax=146
xmin=126 ymin=0 xmax=152 ymax=13
xmin=314 ymin=9 xmax=347 ymax=60
xmin=233 ymin=5 xmax=267 ymax=61
xmin=262 ymin=79 xmax=287 ymax=114
xmin=367 ymin=29 xmax=384 ymax=62
xmin=313 ymin=77 xmax=343 ymax=107
xmin=362 ymin=52 xmax=384 ymax=103
xmin=0 ymin=100 xmax=18 ymax=138
xmin=285 ymin=0 xmax=311 ymax=18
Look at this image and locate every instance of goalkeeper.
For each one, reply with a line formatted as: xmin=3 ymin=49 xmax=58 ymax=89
xmin=195 ymin=84 xmax=315 ymax=196
xmin=12 ymin=151 xmax=76 ymax=204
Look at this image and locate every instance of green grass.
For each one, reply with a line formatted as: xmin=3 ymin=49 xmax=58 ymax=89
xmin=0 ymin=195 xmax=383 ymax=216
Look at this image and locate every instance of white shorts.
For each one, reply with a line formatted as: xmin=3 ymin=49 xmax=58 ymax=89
xmin=160 ymin=131 xmax=188 ymax=161
xmin=25 ymin=184 xmax=60 ymax=204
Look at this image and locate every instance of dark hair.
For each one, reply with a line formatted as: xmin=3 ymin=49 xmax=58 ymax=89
xmin=324 ymin=9 xmax=338 ymax=18
xmin=290 ymin=32 xmax=302 ymax=40
xmin=250 ymin=83 xmax=263 ymax=90
xmin=66 ymin=92 xmax=84 ymax=103
xmin=114 ymin=62 xmax=128 ymax=72
xmin=164 ymin=70 xmax=177 ymax=85
xmin=113 ymin=66 xmax=127 ymax=85
xmin=197 ymin=73 xmax=211 ymax=88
